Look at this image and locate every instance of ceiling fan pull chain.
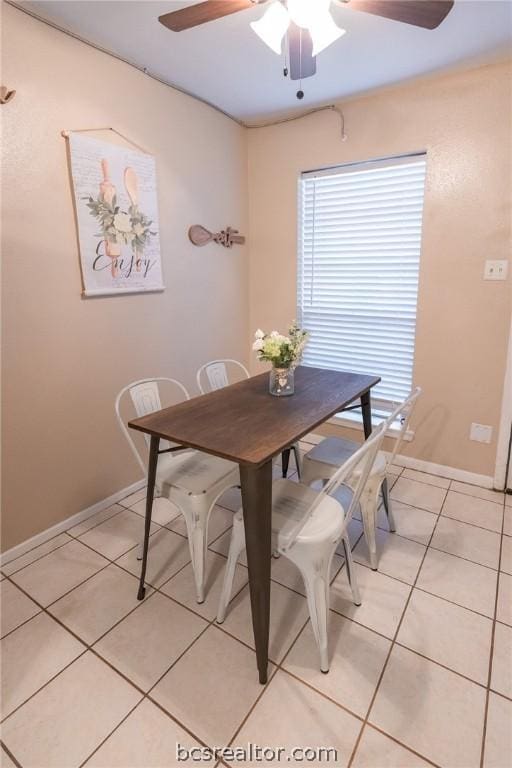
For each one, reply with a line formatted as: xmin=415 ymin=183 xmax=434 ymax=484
xmin=296 ymin=28 xmax=304 ymax=99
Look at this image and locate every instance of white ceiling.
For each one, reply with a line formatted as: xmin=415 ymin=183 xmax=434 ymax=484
xmin=17 ymin=0 xmax=512 ymax=122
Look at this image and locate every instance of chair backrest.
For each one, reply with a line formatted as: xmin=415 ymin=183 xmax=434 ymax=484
xmin=281 ymin=421 xmax=388 ymax=550
xmin=385 ymin=387 xmax=422 ymax=467
xmin=196 ymin=359 xmax=250 ymax=394
xmin=115 ymin=377 xmax=190 ymax=476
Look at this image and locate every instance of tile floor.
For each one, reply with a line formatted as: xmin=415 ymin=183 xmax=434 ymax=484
xmin=1 ymin=464 xmax=511 ymax=768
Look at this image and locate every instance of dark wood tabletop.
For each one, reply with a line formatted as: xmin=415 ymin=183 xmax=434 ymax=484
xmin=129 ymin=365 xmax=380 ymax=466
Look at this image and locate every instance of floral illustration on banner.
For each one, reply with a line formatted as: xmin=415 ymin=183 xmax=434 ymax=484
xmin=84 ymin=160 xmax=157 ymax=278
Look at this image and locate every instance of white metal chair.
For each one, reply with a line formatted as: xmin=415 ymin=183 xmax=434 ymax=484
xmin=196 ymin=359 xmax=302 ymax=479
xmin=115 ymin=377 xmax=240 ymax=603
xmin=216 ymin=422 xmax=387 ymax=672
xmin=301 ymin=387 xmax=422 ymax=569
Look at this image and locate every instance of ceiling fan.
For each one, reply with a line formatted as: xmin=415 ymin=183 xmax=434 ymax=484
xmin=159 ymin=0 xmax=454 ymax=97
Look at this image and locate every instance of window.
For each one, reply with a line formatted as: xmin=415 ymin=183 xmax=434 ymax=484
xmin=297 ymin=153 xmax=426 ymax=409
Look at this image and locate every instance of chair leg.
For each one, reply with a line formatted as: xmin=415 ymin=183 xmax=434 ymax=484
xmin=360 ymin=484 xmax=380 ymax=571
xmin=381 ymin=477 xmax=396 ymax=532
xmin=189 ymin=523 xmax=208 ymax=604
xmin=341 ymin=534 xmax=361 ymax=606
xmin=292 ymin=443 xmax=302 ymax=480
xmin=217 ymin=515 xmax=246 ymax=623
xmin=178 ymin=499 xmax=213 ymax=604
xmin=288 ymin=542 xmax=335 ymax=673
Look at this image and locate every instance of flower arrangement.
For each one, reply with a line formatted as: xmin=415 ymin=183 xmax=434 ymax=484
xmin=252 ymin=322 xmax=309 ymax=369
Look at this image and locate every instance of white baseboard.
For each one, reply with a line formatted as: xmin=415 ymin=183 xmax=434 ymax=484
xmin=390 ymin=454 xmax=495 ymax=489
xmin=301 ymin=432 xmax=495 ymax=489
xmin=0 ymin=479 xmax=145 ymax=568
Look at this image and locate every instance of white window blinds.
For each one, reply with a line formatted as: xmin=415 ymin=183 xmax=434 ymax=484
xmin=298 ymin=153 xmax=427 ymax=406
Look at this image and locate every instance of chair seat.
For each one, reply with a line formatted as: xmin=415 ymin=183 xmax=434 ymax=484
xmin=157 ymin=450 xmax=238 ymax=495
xmin=232 ymin=478 xmax=347 ymax=552
xmin=306 ymin=437 xmax=387 ymax=477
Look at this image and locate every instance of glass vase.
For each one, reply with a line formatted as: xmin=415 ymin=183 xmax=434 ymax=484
xmin=269 ymin=366 xmax=295 ymax=397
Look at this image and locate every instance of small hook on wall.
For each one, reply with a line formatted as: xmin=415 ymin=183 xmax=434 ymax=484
xmin=1 ymin=86 xmax=16 ymax=105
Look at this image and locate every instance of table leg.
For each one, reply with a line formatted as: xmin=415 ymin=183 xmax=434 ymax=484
xmin=137 ymin=435 xmax=159 ymax=600
xmin=361 ymin=390 xmax=373 ymax=439
xmin=239 ymin=460 xmax=273 ymax=684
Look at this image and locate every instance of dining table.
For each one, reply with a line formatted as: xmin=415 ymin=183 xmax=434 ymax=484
xmin=128 ymin=364 xmax=380 ymax=684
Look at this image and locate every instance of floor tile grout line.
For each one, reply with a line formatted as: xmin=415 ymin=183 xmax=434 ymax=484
xmin=362 ymin=723 xmax=442 ymax=768
xmin=69 ymin=503 xmax=140 ymax=537
xmin=427 ymin=541 xmax=501 ymax=572
xmin=435 ymin=512 xmax=504 ymax=536
xmin=392 ymin=640 xmax=490 ymax=690
xmin=3 ymin=559 xmax=113 ymax=629
xmin=1 ymin=535 xmax=76 ymax=578
xmin=487 ymin=686 xmax=512 ymax=704
xmin=407 ymin=584 xmax=497 ymax=622
xmin=479 ymin=497 xmax=506 ymax=768
xmin=445 ymin=491 xmax=505 ymax=509
xmin=1 ymin=646 xmax=90 ymax=725
xmin=346 ymin=480 xmax=453 ymax=768
xmin=76 ymin=699 xmax=145 ymax=768
xmin=0 ymin=529 xmax=76 ymax=573
xmin=0 ymin=739 xmax=23 ymax=768
xmin=221 ymin=666 xmax=282 ymax=752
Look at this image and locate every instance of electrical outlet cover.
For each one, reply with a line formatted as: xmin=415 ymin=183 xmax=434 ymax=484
xmin=484 ymin=260 xmax=508 ymax=280
xmin=470 ymin=423 xmax=493 ymax=443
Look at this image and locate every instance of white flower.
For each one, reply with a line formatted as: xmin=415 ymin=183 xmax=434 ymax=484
xmin=252 ymin=339 xmax=264 ymax=351
xmin=133 ymin=223 xmax=144 ymax=237
xmin=114 ymin=212 xmax=132 ymax=233
xmin=270 ymin=330 xmax=280 ymax=338
xmin=255 ymin=329 xmax=265 ymax=339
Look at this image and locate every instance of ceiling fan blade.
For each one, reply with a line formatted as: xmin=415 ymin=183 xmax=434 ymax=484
xmin=159 ymin=0 xmax=258 ymax=32
xmin=346 ymin=0 xmax=454 ymax=29
xmin=288 ymin=23 xmax=317 ymax=81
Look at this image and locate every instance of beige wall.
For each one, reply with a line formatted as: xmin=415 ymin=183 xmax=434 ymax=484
xmin=1 ymin=4 xmax=248 ymax=551
xmin=247 ymin=60 xmax=512 ymax=478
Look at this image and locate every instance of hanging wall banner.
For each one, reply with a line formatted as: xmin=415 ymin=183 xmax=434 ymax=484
xmin=68 ymin=133 xmax=164 ymax=296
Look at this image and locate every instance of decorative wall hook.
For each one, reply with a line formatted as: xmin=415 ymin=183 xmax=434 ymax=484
xmin=0 ymin=86 xmax=16 ymax=104
xmin=188 ymin=225 xmax=245 ymax=249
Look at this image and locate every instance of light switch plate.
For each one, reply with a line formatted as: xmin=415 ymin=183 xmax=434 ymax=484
xmin=470 ymin=423 xmax=493 ymax=444
xmin=484 ymin=260 xmax=508 ymax=280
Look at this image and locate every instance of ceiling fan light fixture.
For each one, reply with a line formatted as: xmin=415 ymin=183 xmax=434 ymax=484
xmin=309 ymin=12 xmax=345 ymax=55
xmin=287 ymin=0 xmax=331 ymax=28
xmin=250 ymin=1 xmax=290 ymax=54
